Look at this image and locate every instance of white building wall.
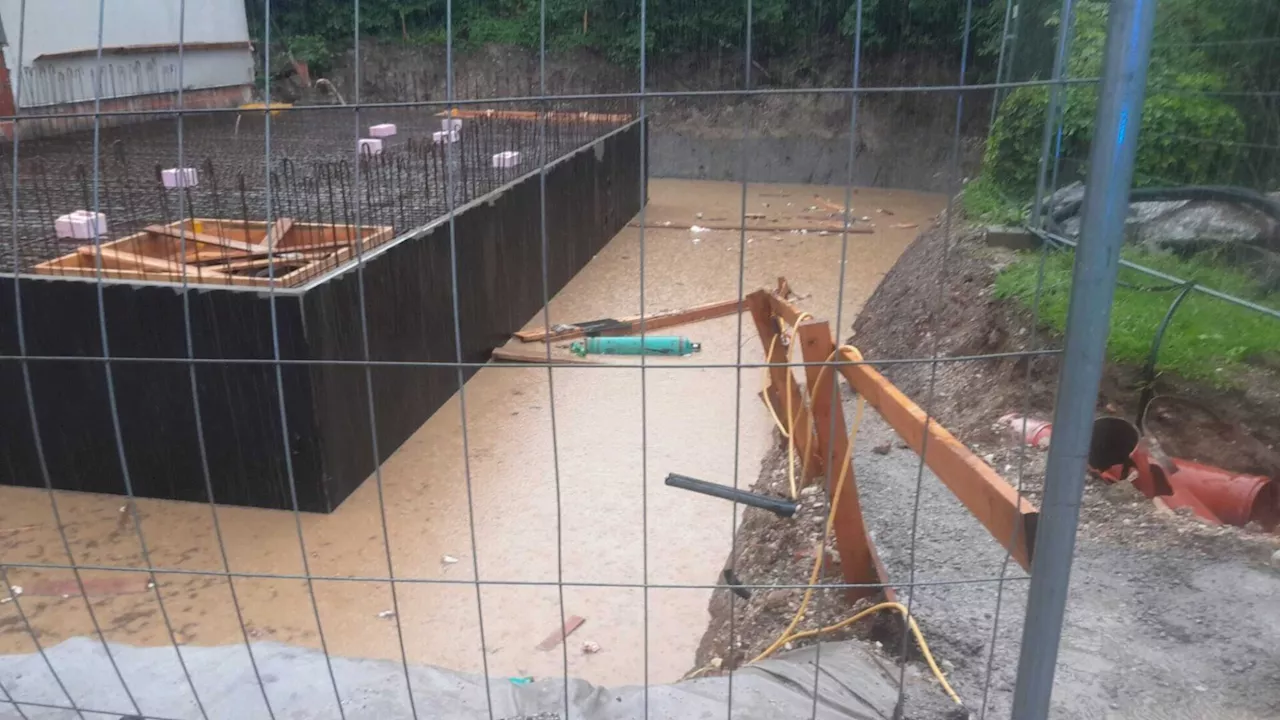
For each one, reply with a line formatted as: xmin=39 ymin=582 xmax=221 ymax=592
xmin=0 ymin=0 xmax=254 ymax=108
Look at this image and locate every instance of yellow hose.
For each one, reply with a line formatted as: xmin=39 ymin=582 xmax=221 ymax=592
xmin=760 ymin=312 xmax=812 ymax=499
xmin=760 ymin=601 xmax=963 ymax=706
xmin=751 ymin=341 xmax=963 ymax=706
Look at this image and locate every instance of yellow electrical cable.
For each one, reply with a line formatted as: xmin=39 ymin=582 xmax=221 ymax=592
xmin=760 ymin=312 xmax=812 ymax=499
xmin=750 ymin=342 xmax=963 ymax=707
xmin=762 ymin=601 xmax=963 ymax=706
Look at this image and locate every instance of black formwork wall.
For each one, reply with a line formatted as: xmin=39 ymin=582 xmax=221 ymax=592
xmin=0 ymin=119 xmax=644 ymax=512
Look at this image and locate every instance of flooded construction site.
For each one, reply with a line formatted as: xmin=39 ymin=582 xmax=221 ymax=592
xmin=5 ymin=1 xmax=1280 ymax=719
xmin=0 ymin=164 xmax=946 ymax=696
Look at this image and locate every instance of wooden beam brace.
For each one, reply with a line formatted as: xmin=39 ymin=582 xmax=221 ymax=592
xmin=835 ymin=347 xmax=1038 ymax=569
xmin=76 ymin=245 xmax=179 ymax=273
xmin=746 ymin=289 xmax=821 ymax=480
xmin=490 ymin=347 xmax=603 ymax=365
xmin=628 ymin=222 xmax=874 ymax=234
xmin=515 ymin=297 xmax=745 ymax=343
xmin=797 ymin=320 xmax=892 ymax=601
xmin=765 ymin=291 xmax=1038 ymax=569
xmin=439 ymin=108 xmax=632 ymax=123
xmin=264 ymin=217 xmax=294 ymax=248
xmin=146 ymin=223 xmax=262 ymax=253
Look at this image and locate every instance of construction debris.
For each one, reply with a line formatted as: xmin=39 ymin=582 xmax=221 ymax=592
xmin=1089 ymin=416 xmax=1279 ymax=529
xmin=629 ymin=221 xmax=873 ymax=234
xmin=489 ymin=347 xmax=602 ymax=365
xmin=581 ymin=640 xmax=601 ymax=654
xmin=438 ymin=108 xmax=632 ymax=124
xmin=33 ymin=218 xmax=393 ymax=288
xmin=999 ymin=413 xmax=1053 ymax=448
xmin=535 ymin=615 xmax=585 ymax=651
xmin=515 ymin=297 xmax=746 ymax=343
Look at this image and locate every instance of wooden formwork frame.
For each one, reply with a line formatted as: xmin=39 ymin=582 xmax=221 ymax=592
xmin=747 ymin=287 xmax=1039 ymax=600
xmin=33 ymin=218 xmax=394 ymax=288
xmin=438 ymin=108 xmax=634 ymax=124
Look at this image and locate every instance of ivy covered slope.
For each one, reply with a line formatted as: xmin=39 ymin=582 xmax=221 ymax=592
xmin=982 ymin=0 xmax=1264 ymax=196
xmin=249 ymin=0 xmax=1015 ymax=71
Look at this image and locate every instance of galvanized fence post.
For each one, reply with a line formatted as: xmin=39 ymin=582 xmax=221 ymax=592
xmin=1010 ymin=0 xmax=1158 ymax=717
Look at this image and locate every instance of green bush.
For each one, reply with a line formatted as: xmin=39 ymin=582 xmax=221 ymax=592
xmin=983 ymin=0 xmax=1246 ymax=195
xmin=984 ymin=85 xmax=1244 ymax=195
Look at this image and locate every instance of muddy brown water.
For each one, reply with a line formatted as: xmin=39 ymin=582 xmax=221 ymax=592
xmin=0 ymin=179 xmax=944 ymax=688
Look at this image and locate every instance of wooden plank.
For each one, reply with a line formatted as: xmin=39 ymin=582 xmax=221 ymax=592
xmin=490 ymin=347 xmax=603 ymax=365
xmin=440 ymin=108 xmax=631 ymax=123
xmin=535 ymin=615 xmax=585 ymax=651
xmin=75 ymin=245 xmax=181 ymax=273
xmin=189 ymin=243 xmax=351 ymax=265
xmin=264 ymin=217 xmax=294 ymax=248
xmin=835 ymin=346 xmax=1038 ymax=570
xmin=211 ymin=252 xmax=336 ymax=273
xmin=745 ymin=289 xmax=821 ymax=479
xmin=32 ymin=263 xmax=230 ymax=285
xmin=326 ymin=226 xmax=396 ymax=267
xmin=796 ymin=320 xmax=892 ymax=601
xmin=628 ymin=222 xmax=873 ymax=234
xmin=146 ymin=224 xmax=263 ymax=253
xmin=515 ymin=297 xmax=744 ymax=343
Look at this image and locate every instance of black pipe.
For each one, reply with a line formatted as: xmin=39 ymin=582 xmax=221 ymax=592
xmin=1047 ymin=185 xmax=1280 ymax=234
xmin=664 ymin=473 xmax=799 ymax=518
xmin=1136 ymin=280 xmax=1196 ymax=429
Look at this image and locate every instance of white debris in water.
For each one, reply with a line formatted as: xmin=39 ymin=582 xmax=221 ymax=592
xmin=689 ymin=225 xmax=709 ymax=233
xmin=695 ymin=212 xmax=703 ymax=219
xmin=377 ymin=610 xmax=397 ymax=619
xmin=581 ymin=640 xmax=601 ymax=654
xmin=441 ymin=554 xmax=460 ymax=565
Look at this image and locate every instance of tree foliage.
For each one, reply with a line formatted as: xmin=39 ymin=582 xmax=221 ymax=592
xmin=247 ymin=0 xmax=1011 ymax=69
xmin=984 ymin=0 xmax=1280 ymax=195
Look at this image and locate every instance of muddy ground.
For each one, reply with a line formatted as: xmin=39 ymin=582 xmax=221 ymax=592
xmin=694 ymin=216 xmax=1280 ymax=718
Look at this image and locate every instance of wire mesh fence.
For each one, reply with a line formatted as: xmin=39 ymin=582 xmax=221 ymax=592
xmin=0 ymin=0 xmax=1276 ymax=719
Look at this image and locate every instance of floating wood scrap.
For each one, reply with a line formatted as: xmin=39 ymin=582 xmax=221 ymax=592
xmin=490 ymin=346 xmax=603 ymax=365
xmin=33 ymin=218 xmax=393 ymax=288
xmin=514 ymin=296 xmax=747 ymax=343
xmin=628 ymin=221 xmax=873 ymax=234
xmin=438 ymin=108 xmax=632 ymax=124
xmin=536 ymin=615 xmax=586 ymax=651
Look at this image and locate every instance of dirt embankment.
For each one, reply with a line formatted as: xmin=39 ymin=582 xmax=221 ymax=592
xmin=851 ymin=216 xmax=1280 ymax=478
xmin=692 ymin=216 xmax=1280 ymax=719
xmin=277 ymin=42 xmax=988 ymax=190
